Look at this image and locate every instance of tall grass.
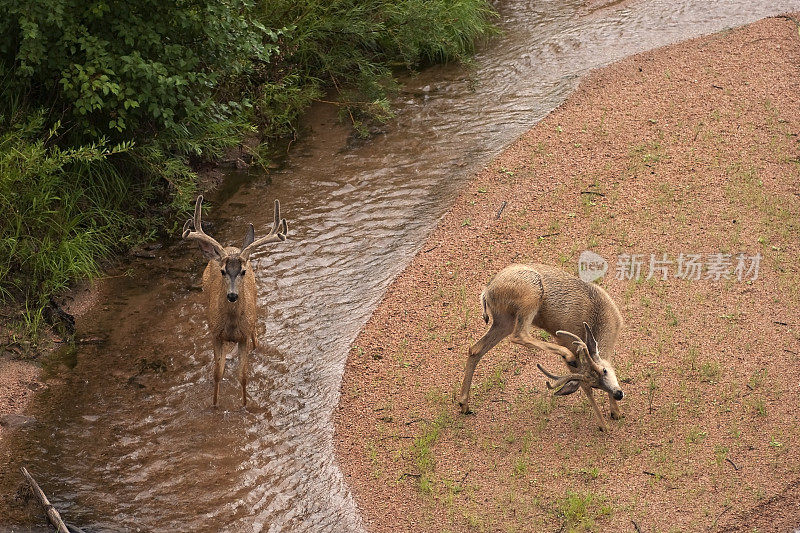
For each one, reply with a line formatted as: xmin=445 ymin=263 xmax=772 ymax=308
xmin=253 ymin=0 xmax=497 ymax=135
xmin=0 ymin=111 xmax=134 ymax=328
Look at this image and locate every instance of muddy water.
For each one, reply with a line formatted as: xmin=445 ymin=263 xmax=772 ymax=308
xmin=3 ymin=1 xmax=799 ymax=531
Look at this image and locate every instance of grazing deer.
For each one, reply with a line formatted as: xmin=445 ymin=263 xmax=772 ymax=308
xmin=457 ymin=264 xmax=624 ymax=431
xmin=182 ymin=195 xmax=287 ymax=407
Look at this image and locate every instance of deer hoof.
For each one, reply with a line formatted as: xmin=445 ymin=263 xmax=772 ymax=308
xmin=458 ymin=402 xmax=472 ymax=415
xmin=610 ymin=411 xmax=622 ymax=420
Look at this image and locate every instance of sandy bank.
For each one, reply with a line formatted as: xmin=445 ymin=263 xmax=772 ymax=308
xmin=336 ymin=14 xmax=800 ymax=532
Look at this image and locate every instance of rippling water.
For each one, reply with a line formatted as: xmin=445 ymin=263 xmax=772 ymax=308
xmin=3 ymin=0 xmax=799 ymax=531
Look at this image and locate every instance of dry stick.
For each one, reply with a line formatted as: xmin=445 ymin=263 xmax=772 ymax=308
xmin=539 ymin=232 xmax=560 ymax=239
xmin=580 ymin=190 xmax=606 ymax=197
xmin=725 ymin=457 xmax=740 ymax=471
xmin=711 ymin=505 xmax=732 ymax=530
xmin=495 ymin=201 xmax=508 ymax=219
xmin=330 ymin=76 xmax=357 ymax=129
xmin=20 ymin=467 xmax=70 ymax=533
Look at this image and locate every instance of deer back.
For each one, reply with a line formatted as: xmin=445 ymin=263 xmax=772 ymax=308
xmin=484 ymin=264 xmax=622 ymax=357
xmin=533 ymin=264 xmax=623 ymax=357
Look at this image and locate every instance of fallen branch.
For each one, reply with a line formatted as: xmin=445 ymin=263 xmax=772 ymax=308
xmin=20 ymin=467 xmax=70 ymax=533
xmin=580 ymin=190 xmax=606 ymax=197
xmin=632 ymin=520 xmax=644 ymax=533
xmin=725 ymin=457 xmax=740 ymax=471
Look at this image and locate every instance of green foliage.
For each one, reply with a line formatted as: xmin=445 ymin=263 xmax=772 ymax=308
xmin=254 ymin=0 xmax=496 ymax=133
xmin=1 ymin=0 xmax=274 ymax=140
xmin=557 ymin=490 xmax=612 ymax=532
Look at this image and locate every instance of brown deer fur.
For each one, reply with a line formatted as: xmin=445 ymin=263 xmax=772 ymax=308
xmin=183 ymin=196 xmax=287 ymax=407
xmin=457 ymin=264 xmax=624 ymax=430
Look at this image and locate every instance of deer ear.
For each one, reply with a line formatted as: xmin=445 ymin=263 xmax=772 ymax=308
xmin=553 ymin=379 xmax=581 ymax=396
xmin=243 ymin=223 xmax=255 ymax=248
xmin=198 ymin=241 xmax=222 ymax=261
xmin=583 ymin=322 xmax=598 ymax=358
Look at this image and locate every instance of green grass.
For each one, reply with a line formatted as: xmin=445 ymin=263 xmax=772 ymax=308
xmin=556 ymin=490 xmax=612 ymax=532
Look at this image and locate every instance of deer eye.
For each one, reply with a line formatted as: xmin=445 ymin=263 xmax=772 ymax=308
xmin=240 ymin=270 xmax=246 ymax=277
xmin=220 ymin=269 xmax=226 ymax=276
xmin=603 ymin=368 xmax=608 ymax=375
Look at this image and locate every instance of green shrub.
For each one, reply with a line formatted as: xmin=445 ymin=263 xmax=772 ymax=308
xmin=1 ymin=0 xmax=274 ymax=140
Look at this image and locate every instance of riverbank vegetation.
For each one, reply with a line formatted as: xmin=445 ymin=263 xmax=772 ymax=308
xmin=0 ymin=0 xmax=495 ymax=338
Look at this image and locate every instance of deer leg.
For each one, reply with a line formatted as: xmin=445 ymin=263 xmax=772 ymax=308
xmin=212 ymin=338 xmax=226 ymax=408
xmin=458 ymin=320 xmax=512 ymax=414
xmin=608 ymin=393 xmax=622 ymax=420
xmin=238 ymin=340 xmax=250 ymax=408
xmin=510 ymin=316 xmax=576 ymax=363
xmin=582 ymin=385 xmax=608 ymax=431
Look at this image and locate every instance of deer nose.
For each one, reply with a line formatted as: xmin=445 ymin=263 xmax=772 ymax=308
xmin=613 ymin=390 xmax=624 ymax=401
xmin=227 ymin=293 xmax=238 ymax=302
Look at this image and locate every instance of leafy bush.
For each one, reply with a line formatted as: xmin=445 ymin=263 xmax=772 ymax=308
xmin=1 ymin=0 xmax=274 ymax=140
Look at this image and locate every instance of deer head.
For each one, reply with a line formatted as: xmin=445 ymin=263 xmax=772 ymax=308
xmin=537 ymin=322 xmax=624 ymax=400
xmin=182 ymin=195 xmax=287 ymax=302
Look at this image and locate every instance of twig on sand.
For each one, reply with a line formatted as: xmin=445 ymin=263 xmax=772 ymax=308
xmin=399 ymin=472 xmax=422 ymax=480
xmin=710 ymin=505 xmax=732 ymax=529
xmin=20 ymin=467 xmax=70 ymax=533
xmin=725 ymin=457 xmax=740 ymax=471
xmin=495 ymin=201 xmax=507 ymax=219
xmin=632 ymin=520 xmax=644 ymax=532
xmin=580 ymin=190 xmax=606 ymax=197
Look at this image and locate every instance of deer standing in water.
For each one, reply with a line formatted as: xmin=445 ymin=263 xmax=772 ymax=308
xmin=457 ymin=264 xmax=625 ymax=431
xmin=182 ymin=195 xmax=287 ymax=407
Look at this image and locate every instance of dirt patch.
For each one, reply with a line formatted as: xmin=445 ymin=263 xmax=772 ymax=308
xmin=0 ymin=277 xmax=107 ymax=455
xmin=335 ymin=15 xmax=800 ymax=532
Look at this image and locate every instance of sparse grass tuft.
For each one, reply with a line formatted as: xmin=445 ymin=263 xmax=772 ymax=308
xmin=556 ymin=490 xmax=612 ymax=532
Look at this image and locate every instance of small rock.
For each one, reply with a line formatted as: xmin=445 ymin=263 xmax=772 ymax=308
xmin=129 ymin=247 xmax=156 ymax=259
xmin=0 ymin=414 xmax=37 ymax=429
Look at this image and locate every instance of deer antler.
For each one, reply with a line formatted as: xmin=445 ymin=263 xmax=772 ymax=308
xmin=240 ymin=199 xmax=287 ymax=260
xmin=536 ymin=363 xmax=586 ymax=391
xmin=556 ymin=329 xmax=603 ymax=374
xmin=182 ymin=195 xmax=226 ymax=259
